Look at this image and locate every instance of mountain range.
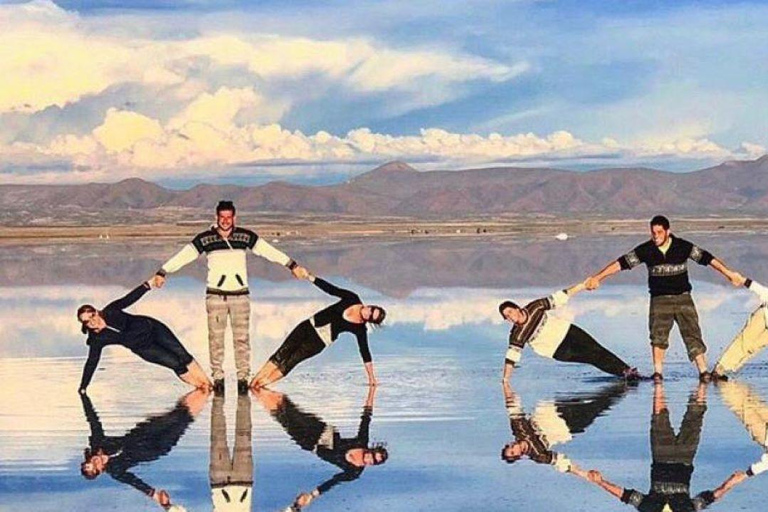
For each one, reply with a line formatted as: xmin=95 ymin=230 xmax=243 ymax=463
xmin=2 ymin=156 xmax=768 ymax=217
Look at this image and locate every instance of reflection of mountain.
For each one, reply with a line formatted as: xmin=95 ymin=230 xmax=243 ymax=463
xmin=2 ymin=235 xmax=767 ymax=296
xmin=0 ymin=235 xmax=768 ymax=297
xmin=4 ymin=156 xmax=768 ymax=219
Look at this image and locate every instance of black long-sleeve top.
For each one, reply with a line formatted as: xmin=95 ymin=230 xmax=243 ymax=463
xmin=617 ymin=235 xmax=714 ymax=297
xmin=310 ymin=278 xmax=372 ymax=363
xmin=80 ymin=394 xmax=194 ymax=496
xmin=271 ymin=396 xmax=372 ymax=495
xmin=79 ymin=283 xmax=155 ymax=389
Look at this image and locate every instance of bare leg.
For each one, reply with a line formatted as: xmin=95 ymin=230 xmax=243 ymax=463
xmin=693 ymin=353 xmax=708 ymax=374
xmin=653 ymin=346 xmax=666 ymax=375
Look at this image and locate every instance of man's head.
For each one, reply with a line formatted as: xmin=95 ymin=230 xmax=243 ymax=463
xmin=650 ymin=215 xmax=671 ymax=247
xmin=216 ymin=201 xmax=236 ymax=232
xmin=501 ymin=441 xmax=528 ymax=464
xmin=498 ymin=301 xmax=523 ymax=324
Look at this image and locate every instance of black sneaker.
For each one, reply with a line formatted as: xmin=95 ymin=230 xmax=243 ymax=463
xmin=238 ymin=379 xmax=249 ymax=395
xmin=623 ymin=367 xmax=641 ymax=382
xmin=711 ymin=371 xmax=729 ymax=382
xmin=213 ymin=379 xmax=225 ymax=396
xmin=699 ymin=371 xmax=712 ymax=383
xmin=651 ymin=372 xmax=664 ymax=383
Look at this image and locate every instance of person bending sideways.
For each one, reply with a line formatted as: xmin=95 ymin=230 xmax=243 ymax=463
xmin=498 ymin=280 xmax=640 ymax=382
xmin=77 ymin=278 xmax=211 ymax=393
xmin=711 ymin=278 xmax=768 ymax=380
xmin=251 ymin=275 xmax=385 ymax=389
xmin=586 ymin=215 xmax=745 ymax=383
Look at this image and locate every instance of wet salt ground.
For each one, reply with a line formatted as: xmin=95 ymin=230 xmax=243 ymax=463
xmin=2 ymin=239 xmax=768 ymax=510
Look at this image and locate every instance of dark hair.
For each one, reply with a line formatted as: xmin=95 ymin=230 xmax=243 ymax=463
xmin=77 ymin=304 xmax=97 ymax=334
xmin=216 ymin=200 xmax=236 ymax=215
xmin=501 ymin=444 xmax=523 ymax=464
xmin=369 ymin=444 xmax=389 ymax=465
xmin=498 ymin=301 xmax=519 ymax=319
xmin=367 ymin=305 xmax=386 ymax=326
xmin=81 ymin=448 xmax=102 ymax=480
xmin=650 ymin=215 xmax=670 ymax=230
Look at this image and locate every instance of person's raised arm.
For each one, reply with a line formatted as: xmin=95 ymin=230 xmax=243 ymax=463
xmin=580 ymin=470 xmax=627 ymax=501
xmin=308 ymin=275 xmax=357 ymax=300
xmin=743 ymin=278 xmax=768 ymax=302
xmin=709 ymin=258 xmax=745 ymax=287
xmin=155 ymin=242 xmax=202 ymax=283
xmin=79 ymin=343 xmax=103 ymax=393
xmin=251 ymin=237 xmax=307 ymax=279
xmin=586 ymin=261 xmax=622 ymax=290
xmin=104 ymin=282 xmax=151 ymax=311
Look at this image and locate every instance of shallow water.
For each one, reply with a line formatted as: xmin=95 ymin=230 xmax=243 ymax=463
xmin=2 ymin=236 xmax=768 ymax=511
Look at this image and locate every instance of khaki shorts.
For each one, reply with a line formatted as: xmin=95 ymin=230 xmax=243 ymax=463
xmin=649 ymin=293 xmax=706 ymax=361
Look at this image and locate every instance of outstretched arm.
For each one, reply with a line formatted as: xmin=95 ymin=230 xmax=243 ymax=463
xmin=157 ymin=243 xmax=201 ymax=278
xmin=744 ymin=279 xmax=768 ymax=303
xmin=79 ymin=344 xmax=103 ymax=392
xmin=586 ymin=261 xmax=622 ymax=290
xmin=710 ymin=258 xmax=745 ymax=287
xmin=577 ymin=470 xmax=627 ymax=501
xmin=308 ymin=275 xmax=358 ymax=300
xmin=80 ymin=392 xmax=105 ymax=442
xmin=104 ymin=282 xmax=151 ymax=311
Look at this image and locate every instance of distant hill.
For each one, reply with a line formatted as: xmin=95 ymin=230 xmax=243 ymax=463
xmin=2 ymin=156 xmax=768 ymax=218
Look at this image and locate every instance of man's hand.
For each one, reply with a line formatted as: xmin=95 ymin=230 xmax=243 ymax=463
xmin=586 ymin=470 xmax=604 ymax=484
xmin=729 ymin=271 xmax=746 ymax=287
xmin=291 ymin=265 xmax=309 ymax=280
xmin=585 ymin=276 xmax=601 ymax=290
xmin=150 ymin=275 xmax=166 ymax=289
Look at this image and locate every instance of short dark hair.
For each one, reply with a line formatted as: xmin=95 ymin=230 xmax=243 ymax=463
xmin=498 ymin=301 xmax=519 ymax=319
xmin=501 ymin=445 xmax=523 ymax=464
xmin=370 ymin=444 xmax=389 ymax=465
xmin=650 ymin=215 xmax=670 ymax=230
xmin=77 ymin=304 xmax=97 ymax=334
xmin=216 ymin=201 xmax=236 ymax=215
xmin=368 ymin=305 xmax=386 ymax=326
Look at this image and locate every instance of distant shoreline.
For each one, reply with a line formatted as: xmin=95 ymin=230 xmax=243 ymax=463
xmin=3 ymin=217 xmax=768 ymax=244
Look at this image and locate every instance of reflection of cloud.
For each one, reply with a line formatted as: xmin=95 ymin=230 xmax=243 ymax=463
xmin=0 ymin=282 xmax=748 ymax=359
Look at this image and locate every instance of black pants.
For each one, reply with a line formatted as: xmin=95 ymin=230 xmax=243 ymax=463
xmin=134 ymin=321 xmax=194 ymax=376
xmin=552 ymin=325 xmax=630 ymax=376
xmin=270 ymin=320 xmax=326 ymax=376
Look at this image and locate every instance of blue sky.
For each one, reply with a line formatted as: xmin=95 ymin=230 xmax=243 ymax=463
xmin=1 ymin=0 xmax=767 ymax=184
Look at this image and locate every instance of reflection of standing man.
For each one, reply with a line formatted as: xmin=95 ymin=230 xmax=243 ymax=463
xmin=586 ymin=215 xmax=744 ymax=382
xmin=155 ymin=201 xmax=308 ymax=394
xmin=210 ymin=393 xmax=253 ymax=512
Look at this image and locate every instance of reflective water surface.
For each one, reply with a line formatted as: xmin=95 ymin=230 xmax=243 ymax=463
xmin=2 ymin=235 xmax=768 ymax=511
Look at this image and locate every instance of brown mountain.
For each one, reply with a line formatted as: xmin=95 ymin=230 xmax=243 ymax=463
xmin=2 ymin=156 xmax=768 ymax=218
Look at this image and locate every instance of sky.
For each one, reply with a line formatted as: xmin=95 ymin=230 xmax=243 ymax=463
xmin=1 ymin=0 xmax=767 ymax=185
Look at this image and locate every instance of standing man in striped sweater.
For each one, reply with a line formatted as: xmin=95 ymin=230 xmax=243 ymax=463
xmin=155 ymin=201 xmax=308 ymax=395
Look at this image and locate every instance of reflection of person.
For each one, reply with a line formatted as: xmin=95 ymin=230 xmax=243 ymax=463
xmin=154 ymin=200 xmax=308 ymax=394
xmin=255 ymin=387 xmax=387 ymax=510
xmin=716 ymin=379 xmax=768 ymax=476
xmin=79 ymin=390 xmax=207 ymax=511
xmin=712 ymin=279 xmax=768 ymax=380
xmin=250 ymin=275 xmax=386 ymax=389
xmin=586 ymin=215 xmax=744 ymax=382
xmin=210 ymin=393 xmax=253 ymax=512
xmin=77 ymin=280 xmax=210 ymax=393
xmin=498 ymin=281 xmax=640 ymax=381
xmin=574 ymin=382 xmax=756 ymax=510
xmin=501 ymin=381 xmax=629 ymax=472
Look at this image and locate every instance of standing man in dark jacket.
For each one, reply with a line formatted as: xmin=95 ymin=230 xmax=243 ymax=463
xmin=155 ymin=200 xmax=309 ymax=394
xmin=586 ymin=215 xmax=745 ymax=382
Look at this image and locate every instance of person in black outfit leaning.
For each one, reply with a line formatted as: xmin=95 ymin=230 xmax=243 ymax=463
xmin=79 ymin=389 xmax=207 ymax=510
xmin=254 ymin=386 xmax=387 ymax=511
xmin=586 ymin=215 xmax=745 ymax=382
xmin=573 ymin=382 xmax=760 ymax=511
xmin=250 ymin=274 xmax=386 ymax=389
xmin=77 ymin=279 xmax=211 ymax=393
